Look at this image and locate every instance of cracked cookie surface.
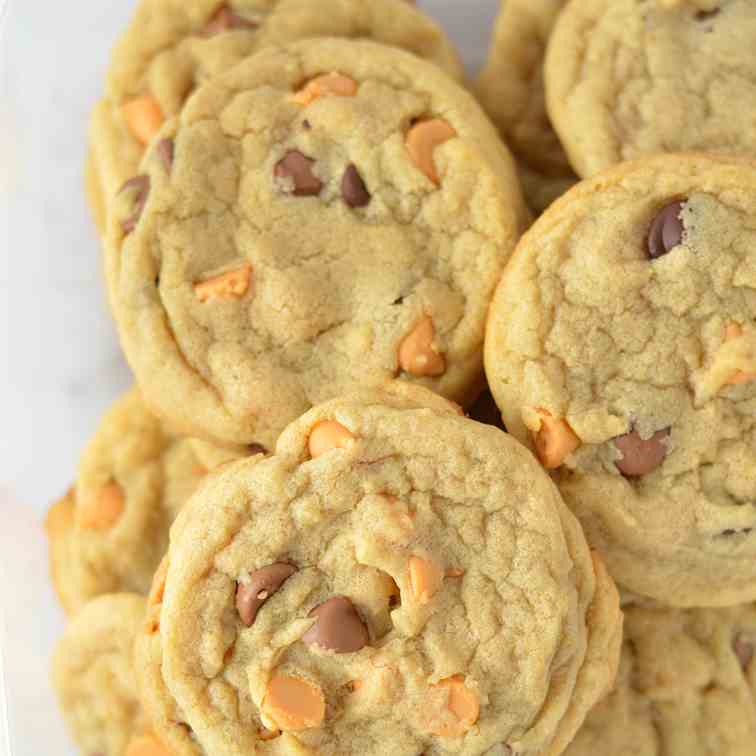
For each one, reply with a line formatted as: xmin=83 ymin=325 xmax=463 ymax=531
xmin=45 ymin=389 xmax=243 ymax=614
xmin=546 ymin=0 xmax=756 ymax=177
xmin=88 ymin=0 xmax=464 ymax=235
xmin=52 ymin=594 xmax=152 ymax=756
xmin=476 ymin=0 xmax=576 ymax=214
xmin=485 ymin=154 xmax=756 ymax=607
xmin=564 ymin=601 xmax=756 ymax=756
xmin=109 ymin=38 xmax=526 ymax=447
xmin=152 ymin=385 xmax=621 ymax=755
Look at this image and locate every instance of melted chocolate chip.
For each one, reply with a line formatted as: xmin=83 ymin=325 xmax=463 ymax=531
xmin=302 ymin=596 xmax=369 ymax=653
xmin=201 ymin=5 xmax=259 ymax=36
xmin=733 ymin=634 xmax=754 ymax=671
xmin=647 ymin=201 xmax=686 ymax=260
xmin=614 ymin=428 xmax=670 ymax=477
xmin=341 ymin=164 xmax=371 ymax=208
xmin=156 ymin=138 xmax=174 ymax=172
xmin=274 ymin=151 xmax=323 ymax=196
xmin=696 ymin=9 xmax=720 ymax=22
xmin=236 ymin=563 xmax=297 ymax=626
xmin=119 ymin=175 xmax=151 ymax=233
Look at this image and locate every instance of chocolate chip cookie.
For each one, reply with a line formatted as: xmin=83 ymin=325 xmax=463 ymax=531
xmin=565 ymin=600 xmax=756 ymax=756
xmin=476 ymin=0 xmax=576 ymax=213
xmin=147 ymin=385 xmax=621 ymax=755
xmin=485 ymin=153 xmax=756 ymax=607
xmin=45 ymin=389 xmax=242 ymax=614
xmin=108 ymin=38 xmax=526 ymax=447
xmin=88 ymin=0 xmax=464 ymax=234
xmin=52 ymin=593 xmax=158 ymax=756
xmin=546 ymin=0 xmax=756 ymax=177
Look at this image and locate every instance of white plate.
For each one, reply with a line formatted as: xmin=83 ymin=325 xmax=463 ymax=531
xmin=0 ymin=2 xmax=499 ymax=754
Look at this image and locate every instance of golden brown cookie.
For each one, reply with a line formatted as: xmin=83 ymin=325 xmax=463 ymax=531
xmin=108 ymin=38 xmax=526 ymax=447
xmin=486 ymin=153 xmax=756 ymax=607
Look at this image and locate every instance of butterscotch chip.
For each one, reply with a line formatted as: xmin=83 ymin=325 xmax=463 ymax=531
xmin=194 ymin=263 xmax=253 ymax=302
xmin=405 ymin=119 xmax=456 ymax=185
xmin=123 ymin=96 xmax=164 ymax=146
xmin=292 ymin=73 xmax=358 ymax=106
xmin=308 ymin=420 xmax=356 ymax=458
xmin=153 ymin=387 xmax=621 ymax=754
xmin=486 ymin=154 xmax=756 ymax=607
xmin=398 ymin=316 xmax=446 ymax=377
xmin=107 ymin=38 xmax=525 ymax=447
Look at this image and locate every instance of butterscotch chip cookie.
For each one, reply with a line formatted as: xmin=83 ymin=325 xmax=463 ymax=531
xmin=546 ymin=0 xmax=756 ymax=178
xmin=476 ymin=0 xmax=576 ymax=214
xmin=565 ymin=601 xmax=756 ymax=756
xmin=108 ymin=38 xmax=526 ymax=447
xmin=88 ymin=0 xmax=464 ymax=234
xmin=45 ymin=389 xmax=244 ymax=615
xmin=147 ymin=386 xmax=621 ymax=755
xmin=51 ymin=593 xmax=173 ymax=756
xmin=485 ymin=154 xmax=756 ymax=607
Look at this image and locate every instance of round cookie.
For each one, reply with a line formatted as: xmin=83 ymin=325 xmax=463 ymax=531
xmin=485 ymin=153 xmax=756 ymax=607
xmin=153 ymin=386 xmax=622 ymax=755
xmin=88 ymin=0 xmax=464 ymax=234
xmin=476 ymin=0 xmax=576 ymax=214
xmin=108 ymin=38 xmax=527 ymax=447
xmin=45 ymin=389 xmax=244 ymax=615
xmin=546 ymin=0 xmax=756 ymax=178
xmin=564 ymin=601 xmax=756 ymax=756
xmin=51 ymin=593 xmax=166 ymax=756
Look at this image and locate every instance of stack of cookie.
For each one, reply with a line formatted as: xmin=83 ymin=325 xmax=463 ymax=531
xmin=47 ymin=1 xmax=755 ymax=755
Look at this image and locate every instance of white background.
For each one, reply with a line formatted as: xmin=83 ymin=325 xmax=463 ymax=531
xmin=0 ymin=1 xmax=499 ymax=753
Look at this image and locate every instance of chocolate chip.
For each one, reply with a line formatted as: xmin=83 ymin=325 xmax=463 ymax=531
xmin=647 ymin=201 xmax=685 ymax=259
xmin=274 ymin=151 xmax=323 ymax=196
xmin=733 ymin=634 xmax=754 ymax=671
xmin=236 ymin=563 xmax=296 ymax=626
xmin=341 ymin=164 xmax=371 ymax=208
xmin=119 ymin=175 xmax=151 ymax=233
xmin=696 ymin=9 xmax=720 ymax=22
xmin=156 ymin=138 xmax=174 ymax=172
xmin=201 ymin=5 xmax=259 ymax=36
xmin=248 ymin=443 xmax=268 ymax=456
xmin=302 ymin=596 xmax=369 ymax=653
xmin=614 ymin=428 xmax=670 ymax=477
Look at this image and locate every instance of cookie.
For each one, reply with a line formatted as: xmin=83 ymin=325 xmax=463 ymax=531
xmin=476 ymin=0 xmax=576 ymax=213
xmin=485 ymin=153 xmax=756 ymax=607
xmin=108 ymin=37 xmax=526 ymax=447
xmin=146 ymin=385 xmax=621 ymax=755
xmin=51 ymin=593 xmax=162 ymax=756
xmin=45 ymin=389 xmax=243 ymax=614
xmin=565 ymin=601 xmax=756 ymax=756
xmin=88 ymin=0 xmax=464 ymax=234
xmin=546 ymin=0 xmax=756 ymax=178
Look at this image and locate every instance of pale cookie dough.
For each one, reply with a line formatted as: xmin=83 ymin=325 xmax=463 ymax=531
xmin=564 ymin=602 xmax=756 ymax=756
xmin=485 ymin=154 xmax=756 ymax=607
xmin=51 ymin=593 xmax=163 ymax=756
xmin=108 ymin=38 xmax=526 ymax=447
xmin=88 ymin=0 xmax=464 ymax=234
xmin=546 ymin=0 xmax=756 ymax=178
xmin=45 ymin=389 xmax=244 ymax=615
xmin=476 ymin=0 xmax=576 ymax=213
xmin=151 ymin=386 xmax=621 ymax=755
